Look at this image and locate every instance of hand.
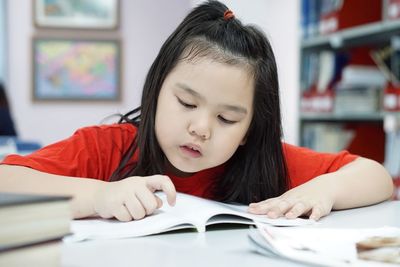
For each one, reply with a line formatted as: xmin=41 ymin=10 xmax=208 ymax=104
xmin=247 ymin=174 xmax=336 ymax=220
xmin=93 ymin=175 xmax=176 ymax=221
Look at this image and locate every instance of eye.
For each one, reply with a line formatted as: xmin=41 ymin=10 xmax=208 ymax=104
xmin=177 ymin=97 xmax=196 ymax=109
xmin=218 ymin=115 xmax=237 ymax=124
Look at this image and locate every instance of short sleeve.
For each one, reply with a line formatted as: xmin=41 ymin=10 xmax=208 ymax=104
xmin=1 ymin=123 xmax=137 ymax=181
xmin=283 ymin=143 xmax=359 ymax=188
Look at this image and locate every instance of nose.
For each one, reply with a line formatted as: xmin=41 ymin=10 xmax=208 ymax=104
xmin=188 ymin=115 xmax=211 ymax=140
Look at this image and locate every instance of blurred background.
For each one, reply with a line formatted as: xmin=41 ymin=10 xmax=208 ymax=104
xmin=0 ymin=0 xmax=399 ymax=197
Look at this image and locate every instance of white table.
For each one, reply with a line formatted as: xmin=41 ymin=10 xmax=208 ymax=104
xmin=62 ymin=201 xmax=400 ymax=267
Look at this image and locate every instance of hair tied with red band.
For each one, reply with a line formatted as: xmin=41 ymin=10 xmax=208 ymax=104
xmin=223 ymin=9 xmax=234 ymax=21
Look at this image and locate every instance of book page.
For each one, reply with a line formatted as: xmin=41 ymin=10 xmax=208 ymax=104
xmin=67 ymin=193 xmax=313 ymax=242
xmin=250 ymin=223 xmax=400 ymax=266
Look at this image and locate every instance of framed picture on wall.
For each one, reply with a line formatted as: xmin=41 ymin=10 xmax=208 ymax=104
xmin=33 ymin=0 xmax=120 ymax=30
xmin=32 ymin=36 xmax=121 ymax=101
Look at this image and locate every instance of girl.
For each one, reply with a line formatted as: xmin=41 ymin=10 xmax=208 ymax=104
xmin=0 ymin=1 xmax=393 ymax=222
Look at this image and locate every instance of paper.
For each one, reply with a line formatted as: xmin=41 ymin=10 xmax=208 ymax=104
xmin=249 ymin=223 xmax=400 ymax=266
xmin=65 ymin=193 xmax=314 ymax=242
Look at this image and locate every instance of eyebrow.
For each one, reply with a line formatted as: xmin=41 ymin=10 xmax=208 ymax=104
xmin=176 ymin=82 xmax=248 ymax=115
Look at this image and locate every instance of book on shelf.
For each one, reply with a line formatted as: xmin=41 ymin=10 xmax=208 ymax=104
xmin=0 ymin=192 xmax=72 ymax=266
xmin=302 ymin=123 xmax=354 ymax=153
xmin=248 ymin=222 xmax=400 ymax=266
xmin=318 ymin=0 xmax=381 ymax=35
xmin=67 ymin=192 xmax=314 ymax=242
xmin=334 ymin=87 xmax=381 ymax=114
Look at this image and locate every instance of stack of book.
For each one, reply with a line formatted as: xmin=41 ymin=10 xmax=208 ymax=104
xmin=0 ymin=192 xmax=72 ymax=266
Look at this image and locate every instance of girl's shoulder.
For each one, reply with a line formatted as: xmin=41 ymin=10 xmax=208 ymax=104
xmin=76 ymin=123 xmax=137 ymax=135
xmin=72 ymin=123 xmax=138 ymax=146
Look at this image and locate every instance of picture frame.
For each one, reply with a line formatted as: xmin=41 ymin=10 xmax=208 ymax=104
xmin=32 ymin=36 xmax=121 ymax=101
xmin=33 ymin=0 xmax=120 ymax=30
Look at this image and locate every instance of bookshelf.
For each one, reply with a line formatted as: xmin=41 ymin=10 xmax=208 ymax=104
xmin=301 ymin=19 xmax=400 ymax=50
xmin=300 ymin=0 xmax=400 ymax=199
xmin=300 ymin=112 xmax=385 ymax=122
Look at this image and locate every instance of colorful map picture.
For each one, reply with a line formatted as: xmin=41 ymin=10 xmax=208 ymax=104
xmin=33 ymin=38 xmax=120 ymax=100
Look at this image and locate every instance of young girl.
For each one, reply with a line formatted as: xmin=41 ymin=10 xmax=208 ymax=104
xmin=0 ymin=1 xmax=393 ymax=222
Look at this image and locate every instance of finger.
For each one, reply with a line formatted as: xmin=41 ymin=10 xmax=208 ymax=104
xmin=249 ymin=197 xmax=276 ymax=207
xmin=266 ymin=199 xmax=294 ymax=219
xmin=124 ymin=194 xmax=146 ymax=220
xmin=146 ymin=175 xmax=177 ymax=206
xmin=310 ymin=205 xmax=323 ymax=221
xmin=284 ymin=202 xmax=308 ymax=219
xmin=113 ymin=204 xmax=133 ymax=222
xmin=135 ymin=189 xmax=159 ymax=215
xmin=155 ymin=195 xmax=163 ymax=208
xmin=248 ymin=199 xmax=276 ymax=214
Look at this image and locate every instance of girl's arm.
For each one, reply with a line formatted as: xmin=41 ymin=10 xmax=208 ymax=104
xmin=0 ymin=164 xmax=176 ymax=221
xmin=328 ymin=157 xmax=394 ymax=209
xmin=248 ymin=157 xmax=394 ymax=220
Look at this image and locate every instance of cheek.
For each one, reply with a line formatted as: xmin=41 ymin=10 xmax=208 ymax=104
xmin=155 ymin=101 xmax=183 ymax=145
xmin=212 ymin=128 xmax=247 ymax=160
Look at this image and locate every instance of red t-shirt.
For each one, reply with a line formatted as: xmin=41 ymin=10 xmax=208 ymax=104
xmin=1 ymin=123 xmax=358 ymax=199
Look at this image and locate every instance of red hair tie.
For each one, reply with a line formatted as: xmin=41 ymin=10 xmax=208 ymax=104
xmin=223 ymin=10 xmax=234 ymax=21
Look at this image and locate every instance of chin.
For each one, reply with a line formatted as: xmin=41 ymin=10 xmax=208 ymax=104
xmin=173 ymin=163 xmax=201 ymax=174
xmin=164 ymin=157 xmax=199 ymax=176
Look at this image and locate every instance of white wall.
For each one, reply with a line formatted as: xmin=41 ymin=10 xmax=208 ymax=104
xmin=7 ymin=0 xmax=299 ymax=146
xmin=6 ymin=0 xmax=191 ymax=145
xmin=192 ymin=0 xmax=300 ymax=145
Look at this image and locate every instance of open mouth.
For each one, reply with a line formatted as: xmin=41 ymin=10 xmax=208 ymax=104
xmin=180 ymin=145 xmax=202 ymax=158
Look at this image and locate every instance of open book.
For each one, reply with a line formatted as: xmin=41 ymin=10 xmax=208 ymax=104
xmin=67 ymin=193 xmax=313 ymax=242
xmin=248 ymin=222 xmax=400 ymax=266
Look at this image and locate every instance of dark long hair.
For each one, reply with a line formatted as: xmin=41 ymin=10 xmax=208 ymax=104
xmin=111 ymin=0 xmax=289 ymax=204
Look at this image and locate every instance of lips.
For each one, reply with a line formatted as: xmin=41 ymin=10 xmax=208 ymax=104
xmin=180 ymin=143 xmax=202 ymax=158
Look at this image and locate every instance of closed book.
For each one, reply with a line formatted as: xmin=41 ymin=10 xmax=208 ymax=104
xmin=0 ymin=240 xmax=61 ymax=267
xmin=0 ymin=192 xmax=72 ymax=251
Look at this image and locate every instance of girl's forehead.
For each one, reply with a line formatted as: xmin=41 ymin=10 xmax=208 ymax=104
xmin=172 ymin=57 xmax=254 ymax=80
xmin=167 ymin=57 xmax=255 ymax=106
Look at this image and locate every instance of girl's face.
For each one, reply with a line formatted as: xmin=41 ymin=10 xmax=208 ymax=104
xmin=155 ymin=57 xmax=254 ymax=175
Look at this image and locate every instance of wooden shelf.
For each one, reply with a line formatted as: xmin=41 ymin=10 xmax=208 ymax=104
xmin=301 ymin=20 xmax=400 ymax=51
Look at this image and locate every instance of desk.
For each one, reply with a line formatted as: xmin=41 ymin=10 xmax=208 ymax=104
xmin=62 ymin=201 xmax=400 ymax=267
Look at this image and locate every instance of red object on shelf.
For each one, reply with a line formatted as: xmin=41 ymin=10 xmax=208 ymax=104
xmin=387 ymin=0 xmax=400 ymax=20
xmin=393 ymin=177 xmax=400 ymax=200
xmin=383 ymin=83 xmax=400 ymax=111
xmin=301 ymin=85 xmax=334 ymax=113
xmin=345 ymin=124 xmax=385 ymax=163
xmin=319 ymin=0 xmax=382 ymax=35
xmin=301 ymin=91 xmax=334 ymax=113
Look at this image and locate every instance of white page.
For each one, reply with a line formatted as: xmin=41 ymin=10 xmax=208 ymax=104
xmin=251 ymin=223 xmax=400 ymax=266
xmin=66 ymin=193 xmax=313 ymax=242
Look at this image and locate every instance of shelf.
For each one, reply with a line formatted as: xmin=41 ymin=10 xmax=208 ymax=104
xmin=301 ymin=19 xmax=400 ymax=51
xmin=300 ymin=112 xmax=385 ymax=122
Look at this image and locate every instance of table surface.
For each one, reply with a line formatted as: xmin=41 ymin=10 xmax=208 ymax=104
xmin=62 ymin=201 xmax=400 ymax=267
